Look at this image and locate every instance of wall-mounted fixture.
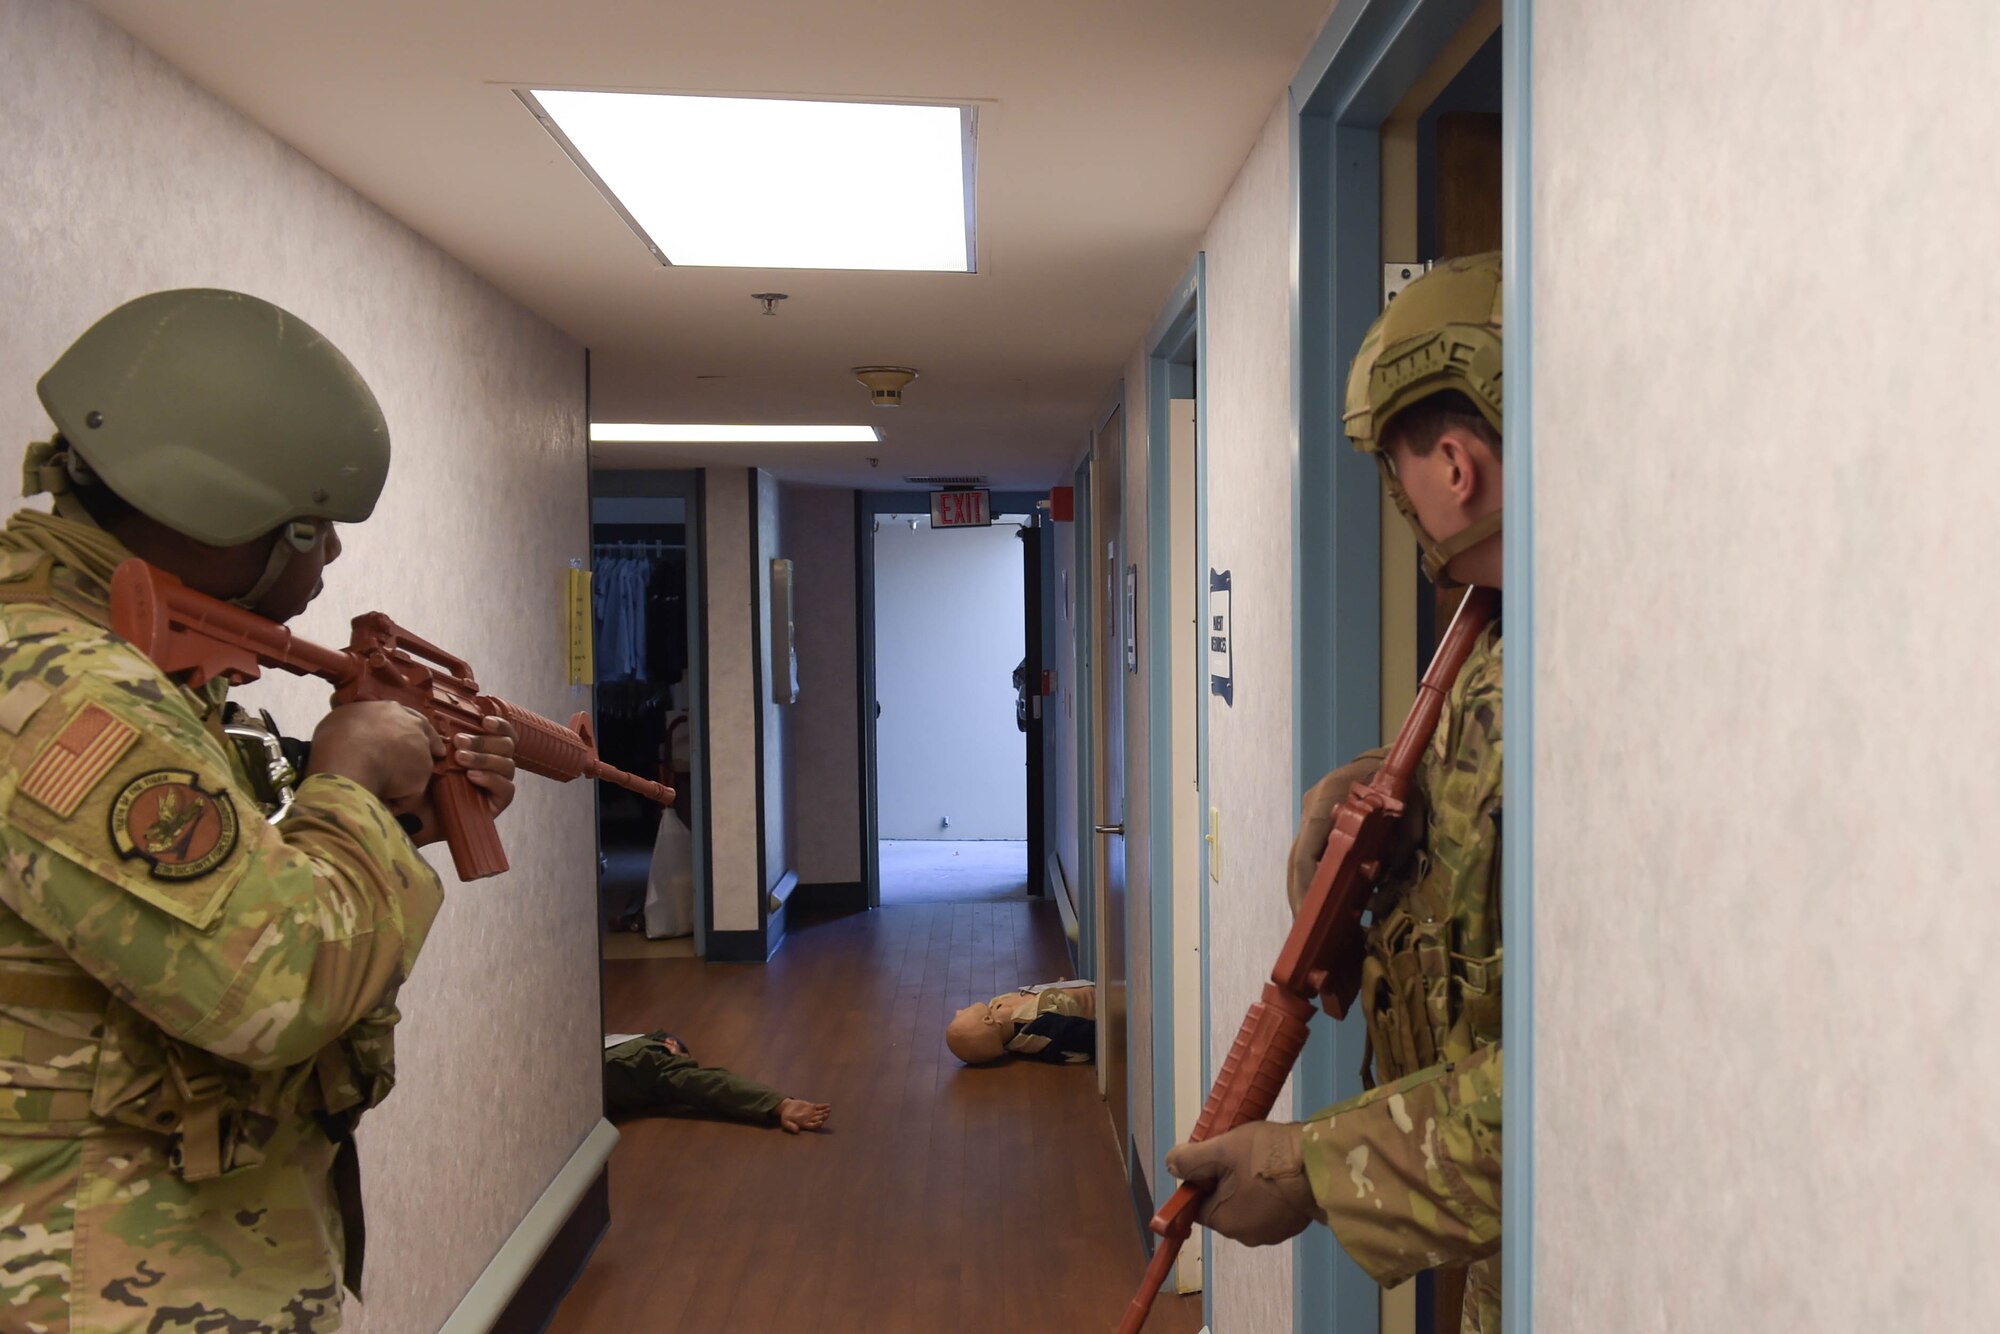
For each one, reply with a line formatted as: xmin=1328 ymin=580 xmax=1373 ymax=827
xmin=752 ymin=291 xmax=789 ymax=315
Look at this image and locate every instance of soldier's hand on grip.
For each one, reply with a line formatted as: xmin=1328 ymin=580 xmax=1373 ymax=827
xmin=456 ymin=715 xmax=519 ymax=813
xmin=388 ymin=715 xmax=519 ymax=847
xmin=306 ymin=702 xmax=445 ymax=807
xmin=1164 ymin=1121 xmax=1318 ymax=1247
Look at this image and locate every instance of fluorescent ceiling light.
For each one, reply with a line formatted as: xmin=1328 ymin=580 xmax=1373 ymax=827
xmin=591 ymin=424 xmax=881 ymax=443
xmin=525 ymin=90 xmax=975 ymax=271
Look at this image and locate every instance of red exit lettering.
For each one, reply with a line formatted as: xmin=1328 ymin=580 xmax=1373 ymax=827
xmin=931 ymin=488 xmax=990 ymax=527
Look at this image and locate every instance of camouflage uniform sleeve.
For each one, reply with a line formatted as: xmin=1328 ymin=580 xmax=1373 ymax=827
xmin=1299 ymin=1043 xmax=1502 ymax=1287
xmin=0 ymin=631 xmax=444 ymax=1072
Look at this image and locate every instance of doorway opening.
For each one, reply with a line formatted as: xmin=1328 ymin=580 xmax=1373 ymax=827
xmin=869 ymin=508 xmax=1033 ymax=905
xmin=589 ymin=475 xmax=706 ymax=961
xmin=1291 ymin=2 xmax=1511 ymax=1331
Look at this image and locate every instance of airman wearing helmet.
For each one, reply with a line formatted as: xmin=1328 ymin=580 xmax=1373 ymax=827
xmin=1166 ymin=255 xmax=1507 ymax=1333
xmin=0 ymin=290 xmax=517 ymax=1330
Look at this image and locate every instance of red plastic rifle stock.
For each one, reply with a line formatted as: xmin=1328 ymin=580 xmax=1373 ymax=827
xmin=109 ymin=557 xmax=675 ymax=882
xmin=1115 ymin=585 xmax=1496 ymax=1334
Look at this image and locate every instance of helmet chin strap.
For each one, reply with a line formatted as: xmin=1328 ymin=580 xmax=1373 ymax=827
xmin=231 ymin=521 xmax=317 ymax=610
xmin=1377 ymin=457 xmax=1503 ymax=589
xmin=23 ymin=439 xmax=97 ymax=525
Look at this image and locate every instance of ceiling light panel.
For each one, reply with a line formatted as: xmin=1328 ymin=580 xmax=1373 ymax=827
xmin=591 ymin=424 xmax=882 ymax=443
xmin=526 ymin=90 xmax=976 ymax=272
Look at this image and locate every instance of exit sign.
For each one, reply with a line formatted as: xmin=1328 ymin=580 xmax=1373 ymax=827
xmin=930 ymin=489 xmax=992 ymax=528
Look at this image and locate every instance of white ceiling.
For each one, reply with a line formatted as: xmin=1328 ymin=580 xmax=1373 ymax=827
xmin=88 ymin=0 xmax=1330 ymax=488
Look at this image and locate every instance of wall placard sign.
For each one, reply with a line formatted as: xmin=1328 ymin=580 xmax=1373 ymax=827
xmin=1209 ymin=568 xmax=1233 ymax=705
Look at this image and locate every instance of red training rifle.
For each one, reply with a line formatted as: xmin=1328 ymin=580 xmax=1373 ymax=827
xmin=109 ymin=557 xmax=674 ymax=882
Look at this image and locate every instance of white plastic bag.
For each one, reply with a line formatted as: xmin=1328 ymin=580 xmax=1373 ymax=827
xmin=643 ymin=809 xmax=696 ymax=939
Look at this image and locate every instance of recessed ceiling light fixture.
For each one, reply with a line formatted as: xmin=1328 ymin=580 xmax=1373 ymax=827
xmin=521 ymin=89 xmax=977 ymax=272
xmin=591 ymin=424 xmax=882 ymax=443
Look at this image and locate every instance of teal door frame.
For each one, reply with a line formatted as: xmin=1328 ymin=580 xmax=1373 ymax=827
xmin=1498 ymin=2 xmax=1534 ymax=1327
xmin=1288 ymin=0 xmax=1534 ymax=1328
xmin=1140 ymin=256 xmax=1209 ymax=1279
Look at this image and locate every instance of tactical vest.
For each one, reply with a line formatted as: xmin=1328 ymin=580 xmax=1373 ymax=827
xmin=1354 ymin=625 xmax=1504 ymax=1086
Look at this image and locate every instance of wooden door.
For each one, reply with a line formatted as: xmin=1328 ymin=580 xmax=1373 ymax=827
xmin=1092 ymin=406 xmax=1130 ymax=1157
xmin=1421 ymin=110 xmax=1504 ymax=647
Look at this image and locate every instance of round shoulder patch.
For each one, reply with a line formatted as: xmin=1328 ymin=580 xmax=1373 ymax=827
xmin=108 ymin=769 xmax=240 ymax=881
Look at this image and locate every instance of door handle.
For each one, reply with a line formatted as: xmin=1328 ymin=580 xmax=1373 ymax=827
xmin=1094 ymin=823 xmax=1124 ymax=836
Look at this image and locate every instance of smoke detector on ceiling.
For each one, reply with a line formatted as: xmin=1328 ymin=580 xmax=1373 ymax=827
xmin=854 ymin=366 xmax=919 ymax=407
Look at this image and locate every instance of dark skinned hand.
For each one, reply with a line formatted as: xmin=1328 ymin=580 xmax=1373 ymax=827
xmin=388 ymin=715 xmax=519 ymax=847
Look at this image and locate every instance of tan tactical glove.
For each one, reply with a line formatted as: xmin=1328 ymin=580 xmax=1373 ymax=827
xmin=1164 ymin=1121 xmax=1318 ymax=1247
xmin=1288 ymin=747 xmax=1391 ymax=914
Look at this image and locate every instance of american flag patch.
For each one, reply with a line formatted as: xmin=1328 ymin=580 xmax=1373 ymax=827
xmin=19 ymin=703 xmax=140 ymax=818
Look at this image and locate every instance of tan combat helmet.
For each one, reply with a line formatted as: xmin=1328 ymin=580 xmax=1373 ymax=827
xmin=1343 ymin=252 xmax=1502 ymax=586
xmin=28 ymin=289 xmax=390 ymax=602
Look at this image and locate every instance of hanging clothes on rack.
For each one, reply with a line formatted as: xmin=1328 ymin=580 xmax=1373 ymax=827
xmin=593 ymin=544 xmax=673 ymax=682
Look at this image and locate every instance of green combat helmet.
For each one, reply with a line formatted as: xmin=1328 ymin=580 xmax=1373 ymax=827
xmin=27 ymin=289 xmax=390 ymax=603
xmin=1343 ymin=252 xmax=1502 ymax=586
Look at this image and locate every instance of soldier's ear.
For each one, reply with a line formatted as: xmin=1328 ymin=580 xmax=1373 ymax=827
xmin=1435 ymin=429 xmax=1489 ymax=506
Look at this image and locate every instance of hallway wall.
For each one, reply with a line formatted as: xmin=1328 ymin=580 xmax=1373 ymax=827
xmin=704 ymin=466 xmax=762 ymax=934
xmin=1101 ymin=97 xmax=1299 ymax=1332
xmin=779 ymin=483 xmax=863 ymax=886
xmin=1169 ymin=97 xmax=1299 ymax=1333
xmin=1534 ymin=2 xmax=2000 ymax=1328
xmin=0 ymin=2 xmax=597 ymax=1328
xmin=756 ymin=469 xmax=791 ymax=894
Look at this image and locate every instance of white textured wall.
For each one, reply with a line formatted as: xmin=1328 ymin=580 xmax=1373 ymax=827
xmin=756 ymin=469 xmax=790 ymax=891
xmin=0 ymin=3 xmax=596 ymax=1329
xmin=779 ymin=484 xmax=862 ymax=886
xmin=1197 ymin=99 xmax=1299 ymax=1331
xmin=704 ymin=467 xmax=761 ymax=933
xmin=1535 ymin=3 xmax=2000 ymax=1328
xmin=873 ymin=517 xmax=1027 ymax=840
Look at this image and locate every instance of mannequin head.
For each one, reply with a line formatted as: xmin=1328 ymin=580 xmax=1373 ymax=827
xmin=945 ymin=993 xmax=1030 ymax=1064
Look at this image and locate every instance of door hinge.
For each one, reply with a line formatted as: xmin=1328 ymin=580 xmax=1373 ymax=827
xmin=1383 ymin=261 xmax=1434 ymax=309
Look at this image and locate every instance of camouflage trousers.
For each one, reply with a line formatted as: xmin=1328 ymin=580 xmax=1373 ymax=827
xmin=1463 ymin=1253 xmax=1500 ymax=1333
xmin=0 ymin=1118 xmax=345 ymax=1332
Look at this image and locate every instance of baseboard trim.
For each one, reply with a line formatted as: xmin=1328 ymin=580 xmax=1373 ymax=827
xmin=438 ymin=1118 xmax=619 ymax=1334
xmin=762 ymin=868 xmax=798 ymax=959
xmin=705 ymin=928 xmax=769 ymax=963
xmin=790 ymin=880 xmax=868 ymax=915
xmin=1049 ymin=853 xmax=1079 ymax=958
xmin=765 ymin=868 xmax=799 ymax=913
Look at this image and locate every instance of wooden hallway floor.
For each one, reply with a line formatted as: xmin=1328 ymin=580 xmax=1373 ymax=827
xmin=549 ymin=899 xmax=1204 ymax=1334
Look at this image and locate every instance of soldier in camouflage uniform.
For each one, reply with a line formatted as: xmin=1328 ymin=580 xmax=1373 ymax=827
xmin=1166 ymin=254 xmax=1506 ymax=1332
xmin=0 ymin=290 xmax=519 ymax=1332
